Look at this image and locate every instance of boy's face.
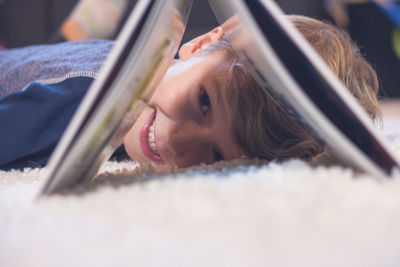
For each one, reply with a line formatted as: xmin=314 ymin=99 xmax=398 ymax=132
xmin=124 ymin=50 xmax=247 ymax=167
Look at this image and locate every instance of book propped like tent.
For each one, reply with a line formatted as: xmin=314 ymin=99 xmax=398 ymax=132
xmin=41 ymin=0 xmax=400 ymax=196
xmin=41 ymin=0 xmax=193 ymax=194
xmin=208 ymin=0 xmax=400 ymax=178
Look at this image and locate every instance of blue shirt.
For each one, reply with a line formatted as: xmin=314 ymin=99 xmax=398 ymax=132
xmin=0 ymin=40 xmax=114 ymax=170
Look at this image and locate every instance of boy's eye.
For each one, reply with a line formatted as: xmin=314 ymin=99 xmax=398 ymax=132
xmin=213 ymin=147 xmax=224 ymax=162
xmin=199 ymin=85 xmax=210 ymax=115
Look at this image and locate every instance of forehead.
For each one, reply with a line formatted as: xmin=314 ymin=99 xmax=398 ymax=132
xmin=189 ymin=50 xmax=232 ymax=75
xmin=165 ymin=51 xmax=230 ymax=87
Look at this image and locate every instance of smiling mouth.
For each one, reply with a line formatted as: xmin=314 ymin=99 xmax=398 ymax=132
xmin=148 ymin=117 xmax=159 ymax=156
xmin=140 ymin=109 xmax=162 ymax=162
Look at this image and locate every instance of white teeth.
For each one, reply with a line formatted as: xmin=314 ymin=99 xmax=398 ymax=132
xmin=148 ymin=118 xmax=158 ymax=155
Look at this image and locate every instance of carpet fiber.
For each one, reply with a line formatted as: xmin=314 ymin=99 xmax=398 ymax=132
xmin=1 ymin=104 xmax=400 ymax=267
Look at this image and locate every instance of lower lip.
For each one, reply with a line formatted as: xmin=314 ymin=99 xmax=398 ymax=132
xmin=140 ymin=110 xmax=162 ymax=162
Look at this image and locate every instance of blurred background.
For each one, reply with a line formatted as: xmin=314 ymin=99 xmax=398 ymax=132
xmin=0 ymin=0 xmax=399 ymax=97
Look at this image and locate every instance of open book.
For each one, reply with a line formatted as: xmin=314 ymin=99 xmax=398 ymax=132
xmin=41 ymin=0 xmax=193 ymax=194
xmin=41 ymin=0 xmax=400 ymax=195
xmin=208 ymin=0 xmax=400 ymax=178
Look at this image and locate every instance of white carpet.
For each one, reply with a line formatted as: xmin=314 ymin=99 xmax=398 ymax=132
xmin=1 ymin=115 xmax=400 ymax=267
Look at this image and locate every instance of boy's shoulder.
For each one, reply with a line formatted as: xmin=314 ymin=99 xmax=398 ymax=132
xmin=0 ymin=40 xmax=114 ymax=97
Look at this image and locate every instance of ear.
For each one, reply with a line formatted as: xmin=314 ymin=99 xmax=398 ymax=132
xmin=178 ymin=27 xmax=224 ymax=60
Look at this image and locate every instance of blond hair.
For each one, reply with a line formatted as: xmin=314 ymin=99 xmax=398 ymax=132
xmin=206 ymin=15 xmax=380 ymax=161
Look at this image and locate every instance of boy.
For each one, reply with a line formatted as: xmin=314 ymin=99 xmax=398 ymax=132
xmin=123 ymin=15 xmax=380 ymax=167
xmin=0 ymin=15 xmax=380 ymax=169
